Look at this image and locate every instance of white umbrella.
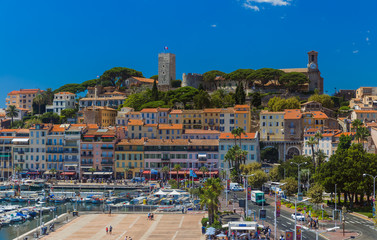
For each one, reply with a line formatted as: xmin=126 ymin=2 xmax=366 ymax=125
xmin=216 ymin=233 xmax=226 ymax=237
xmin=168 ymin=190 xmax=181 ymax=196
xmin=154 ymin=190 xmax=167 ymax=195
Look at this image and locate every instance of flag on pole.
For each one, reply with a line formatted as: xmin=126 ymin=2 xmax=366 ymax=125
xmin=164 ymin=46 xmax=168 ymax=50
xmin=189 ymin=169 xmax=197 ymax=178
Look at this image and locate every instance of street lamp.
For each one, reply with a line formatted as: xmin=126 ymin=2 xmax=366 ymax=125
xmin=286 ymin=197 xmax=311 ymax=240
xmin=241 ymin=174 xmax=254 ymax=219
xmin=290 ymin=162 xmax=307 ymax=201
xmin=363 ymin=173 xmax=377 ymax=217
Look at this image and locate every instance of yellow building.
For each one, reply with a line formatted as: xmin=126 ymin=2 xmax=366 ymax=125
xmin=115 ymin=138 xmax=145 ymax=179
xmin=80 ymin=106 xmax=117 ymax=127
xmin=259 ymin=110 xmax=285 ymax=141
xmin=182 ymin=110 xmax=203 ymax=129
xmin=234 ymin=105 xmax=251 ymax=132
xmin=5 ymin=89 xmax=43 ymax=112
xmin=158 ymin=124 xmax=183 ymax=139
xmin=169 ymin=110 xmax=183 ymax=124
xmin=203 ymin=109 xmax=221 ymax=130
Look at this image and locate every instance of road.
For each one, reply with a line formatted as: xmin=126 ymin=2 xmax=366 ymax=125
xmin=227 ymin=191 xmax=377 ymax=240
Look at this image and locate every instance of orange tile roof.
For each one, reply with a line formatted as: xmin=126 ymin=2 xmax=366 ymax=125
xmin=354 ymin=110 xmax=377 ymax=113
xmin=158 ymin=108 xmax=170 ymax=112
xmin=17 ymin=108 xmax=30 ymax=111
xmin=8 ymin=89 xmax=42 ymax=95
xmin=132 ymin=77 xmax=156 ymax=84
xmin=128 ymin=119 xmax=144 ymax=126
xmin=235 ymin=111 xmax=249 ymax=114
xmin=51 ymin=125 xmax=65 ymax=132
xmin=234 ymin=105 xmax=250 ymax=109
xmin=219 ymin=132 xmax=256 ymax=139
xmin=334 ymin=132 xmax=354 ymax=137
xmin=140 ymin=108 xmax=158 ymax=113
xmin=0 ymin=129 xmax=20 ymax=133
xmin=260 ymin=110 xmax=285 ymax=114
xmin=184 ymin=129 xmax=220 ymax=134
xmin=311 ymin=111 xmax=328 ymax=119
xmin=158 ymin=124 xmax=183 ymax=130
xmin=117 ymin=138 xmax=146 ymax=146
xmin=284 ymin=109 xmax=302 ymax=119
xmin=203 ymin=108 xmax=221 ymax=113
xmin=170 ymin=110 xmax=183 ymax=114
xmin=56 ymin=92 xmax=75 ymax=95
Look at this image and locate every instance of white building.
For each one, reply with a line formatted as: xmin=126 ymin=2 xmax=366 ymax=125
xmin=219 ymin=132 xmax=260 ymax=171
xmin=46 ymin=92 xmax=76 ymax=115
xmin=303 ymin=129 xmax=341 ymax=161
xmin=29 ymin=124 xmax=49 ymax=172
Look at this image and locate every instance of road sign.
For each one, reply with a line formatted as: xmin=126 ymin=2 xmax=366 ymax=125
xmin=247 ymin=187 xmax=251 ymax=201
xmin=276 ymin=200 xmax=281 ymax=217
xmin=296 ymin=226 xmax=301 ymax=240
xmin=285 ymin=231 xmax=293 ymax=240
xmin=259 ymin=209 xmax=266 ymax=220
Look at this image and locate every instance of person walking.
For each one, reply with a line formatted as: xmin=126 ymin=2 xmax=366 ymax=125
xmin=109 ymin=225 xmax=112 ymax=235
xmin=106 ymin=226 xmax=108 ymax=234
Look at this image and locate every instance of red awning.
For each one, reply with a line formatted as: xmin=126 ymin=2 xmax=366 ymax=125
xmin=61 ymin=172 xmax=76 ymax=176
xmin=102 ymin=135 xmax=114 ymax=138
xmin=169 ymin=170 xmax=190 ymax=175
xmin=26 ymin=172 xmax=40 ymax=175
xmin=83 ymin=135 xmax=94 ymax=138
xmin=143 ymin=170 xmax=150 ymax=174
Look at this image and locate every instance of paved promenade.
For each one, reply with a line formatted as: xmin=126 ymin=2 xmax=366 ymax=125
xmin=42 ymin=214 xmax=205 ymax=240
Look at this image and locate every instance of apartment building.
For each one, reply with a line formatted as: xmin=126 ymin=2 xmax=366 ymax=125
xmin=46 ymin=92 xmax=76 ymax=115
xmin=158 ymin=124 xmax=183 ymax=139
xmin=219 ymin=132 xmax=260 ymax=171
xmin=79 ymin=106 xmax=117 ymax=127
xmin=203 ymin=109 xmax=221 ymax=130
xmin=182 ymin=110 xmax=203 ymax=129
xmin=29 ymin=124 xmax=49 ymax=172
xmin=234 ymin=105 xmax=251 ymax=131
xmin=6 ymin=89 xmax=43 ymax=112
xmin=169 ymin=110 xmax=183 ymax=124
xmin=351 ymin=110 xmax=377 ymax=123
xmin=115 ymin=138 xmax=145 ymax=179
xmin=46 ymin=125 xmax=65 ymax=173
xmin=260 ymin=110 xmax=285 ymax=141
xmin=116 ymin=107 xmax=142 ymax=126
xmin=303 ymin=129 xmax=341 ymax=161
xmin=182 ymin=129 xmax=220 ymax=140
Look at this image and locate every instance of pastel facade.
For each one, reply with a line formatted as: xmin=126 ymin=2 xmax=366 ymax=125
xmin=260 ymin=111 xmax=285 ymax=141
xmin=115 ymin=139 xmax=145 ymax=179
xmin=46 ymin=92 xmax=76 ymax=115
xmin=6 ymin=89 xmax=43 ymax=112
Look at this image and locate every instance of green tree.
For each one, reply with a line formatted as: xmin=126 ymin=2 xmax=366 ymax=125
xmin=171 ymin=80 xmax=182 ymax=88
xmin=40 ymin=112 xmax=61 ymax=124
xmin=247 ymin=170 xmax=268 ymax=189
xmin=6 ymin=105 xmax=19 ymax=127
xmin=240 ymin=162 xmax=262 ymax=174
xmin=267 ymin=97 xmax=300 ymax=112
xmin=161 ymin=166 xmax=170 ymax=181
xmin=24 ymin=118 xmax=42 ymax=128
xmin=282 ymin=177 xmax=298 ymax=196
xmin=194 ymin=90 xmax=211 ymax=109
xmin=15 ymin=165 xmax=23 ymax=179
xmin=308 ymin=94 xmax=334 ymax=108
xmin=210 ymin=89 xmax=235 ymax=108
xmin=88 ymin=168 xmax=96 ymax=179
xmin=42 ymin=88 xmax=54 ymax=105
xmin=152 ymin=79 xmax=159 ymax=101
xmin=308 ymin=183 xmax=324 ymax=208
xmin=50 ymin=168 xmax=57 ymax=179
xmin=226 ymin=69 xmax=254 ymax=81
xmin=200 ymin=166 xmax=209 ymax=178
xmin=306 ymin=136 xmax=318 ymax=167
xmin=150 ymin=75 xmax=158 ymax=81
xmin=250 ymin=92 xmax=262 ymax=108
xmin=123 ymin=167 xmax=130 ymax=179
xmin=279 ymin=72 xmax=309 ymax=92
xmin=203 ymin=70 xmax=226 ymax=82
xmin=173 ymin=164 xmax=182 ymax=188
xmin=100 ymin=67 xmax=143 ymax=87
xmin=234 ymin=84 xmax=246 ymax=104
xmin=269 ymin=166 xmax=280 ymax=182
xmin=54 ymin=83 xmax=85 ymax=94
xmin=260 ymin=147 xmax=279 ymax=163
xmin=247 ymin=68 xmax=284 ymax=86
xmin=337 ymin=134 xmax=352 ymax=152
xmin=199 ymin=178 xmax=223 ymax=224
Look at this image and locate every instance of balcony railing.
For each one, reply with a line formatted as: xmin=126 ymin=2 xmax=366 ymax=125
xmin=46 ymin=150 xmax=64 ymax=153
xmin=81 ymin=161 xmax=93 ymax=165
xmin=64 ymin=157 xmax=78 ymax=161
xmin=101 ymin=146 xmax=114 ymax=150
xmin=81 ymin=153 xmax=93 ymax=157
xmin=64 ymin=149 xmax=79 ymax=154
xmin=101 ymin=160 xmax=113 ymax=165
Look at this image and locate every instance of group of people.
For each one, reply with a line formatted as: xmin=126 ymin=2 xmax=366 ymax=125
xmin=147 ymin=212 xmax=154 ymax=220
xmin=105 ymin=226 xmax=113 ymax=235
xmin=307 ymin=216 xmax=319 ymax=229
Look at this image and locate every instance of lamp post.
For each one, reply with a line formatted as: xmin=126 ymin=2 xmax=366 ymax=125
xmin=275 ymin=183 xmax=286 ymax=240
xmin=290 ymin=162 xmax=307 ymax=201
xmin=291 ymin=198 xmax=311 ymax=240
xmin=241 ymin=174 xmax=254 ymax=219
xmin=363 ymin=173 xmax=377 ymax=217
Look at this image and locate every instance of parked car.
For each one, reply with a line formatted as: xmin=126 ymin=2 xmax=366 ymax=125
xmin=291 ymin=213 xmax=305 ymax=221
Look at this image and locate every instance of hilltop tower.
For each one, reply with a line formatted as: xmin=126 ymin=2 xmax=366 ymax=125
xmin=307 ymin=51 xmax=324 ymax=94
xmin=158 ymin=53 xmax=176 ymax=90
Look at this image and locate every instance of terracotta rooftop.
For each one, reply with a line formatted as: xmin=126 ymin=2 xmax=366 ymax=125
xmin=158 ymin=124 xmax=183 ymax=130
xmin=219 ymin=132 xmax=257 ymax=139
xmin=334 ymin=132 xmax=354 ymax=137
xmin=170 ymin=110 xmax=183 ymax=114
xmin=128 ymin=119 xmax=144 ymax=126
xmin=55 ymin=92 xmax=75 ymax=95
xmin=354 ymin=110 xmax=377 ymax=113
xmin=140 ymin=108 xmax=159 ymax=113
xmin=132 ymin=77 xmax=156 ymax=84
xmin=8 ymin=89 xmax=42 ymax=95
xmin=117 ymin=138 xmax=146 ymax=146
xmin=234 ymin=105 xmax=250 ymax=109
xmin=260 ymin=110 xmax=285 ymax=114
xmin=284 ymin=109 xmax=302 ymax=119
xmin=184 ymin=129 xmax=220 ymax=134
xmin=51 ymin=125 xmax=65 ymax=132
xmin=203 ymin=109 xmax=221 ymax=113
xmin=311 ymin=111 xmax=328 ymax=119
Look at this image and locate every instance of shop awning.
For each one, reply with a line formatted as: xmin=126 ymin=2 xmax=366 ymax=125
xmin=12 ymin=138 xmax=29 ymax=143
xmin=102 ymin=135 xmax=114 ymax=138
xmin=198 ymin=153 xmax=207 ymax=158
xmin=61 ymin=172 xmax=76 ymax=176
xmin=26 ymin=171 xmax=40 ymax=175
xmin=83 ymin=135 xmax=94 ymax=138
xmin=64 ymin=164 xmax=78 ymax=167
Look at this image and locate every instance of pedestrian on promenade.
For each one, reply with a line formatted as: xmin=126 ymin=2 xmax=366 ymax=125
xmin=109 ymin=225 xmax=112 ymax=235
xmin=109 ymin=208 xmax=112 ymax=216
xmin=106 ymin=227 xmax=108 ymax=234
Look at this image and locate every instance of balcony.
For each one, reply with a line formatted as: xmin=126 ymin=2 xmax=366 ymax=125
xmin=161 ymin=157 xmax=170 ymax=162
xmin=101 ymin=146 xmax=114 ymax=150
xmin=81 ymin=161 xmax=93 ymax=165
xmin=101 ymin=160 xmax=114 ymax=165
xmin=64 ymin=149 xmax=79 ymax=154
xmin=46 ymin=150 xmax=64 ymax=154
xmin=64 ymin=156 xmax=78 ymax=161
xmin=64 ymin=143 xmax=78 ymax=147
xmin=81 ymin=152 xmax=93 ymax=157
xmin=101 ymin=155 xmax=113 ymax=159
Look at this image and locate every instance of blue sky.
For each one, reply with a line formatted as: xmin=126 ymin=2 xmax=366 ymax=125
xmin=0 ymin=0 xmax=375 ymax=107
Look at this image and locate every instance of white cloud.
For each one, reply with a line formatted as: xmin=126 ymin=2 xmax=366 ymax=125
xmin=243 ymin=0 xmax=291 ymax=11
xmin=353 ymin=50 xmax=359 ymax=54
xmin=211 ymin=24 xmax=217 ymax=28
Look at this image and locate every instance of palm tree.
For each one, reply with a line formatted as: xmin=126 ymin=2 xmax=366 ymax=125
xmin=173 ymin=164 xmax=181 ymax=188
xmin=88 ymin=167 xmax=96 ymax=179
xmin=161 ymin=166 xmax=170 ymax=181
xmin=352 ymin=119 xmax=363 ymax=131
xmin=50 ymin=168 xmax=57 ymax=179
xmin=231 ymin=127 xmax=245 ymax=148
xmin=24 ymin=117 xmax=42 ymax=128
xmin=314 ymin=132 xmax=323 ymax=153
xmin=123 ymin=167 xmax=130 ymax=180
xmin=357 ymin=126 xmax=370 ymax=149
xmin=6 ymin=105 xmax=19 ymax=127
xmin=315 ymin=150 xmax=328 ymax=168
xmin=200 ymin=166 xmax=208 ymax=178
xmin=15 ymin=165 xmax=22 ymax=179
xmin=220 ymin=170 xmax=227 ymax=180
xmin=199 ymin=178 xmax=223 ymax=224
xmin=33 ymin=94 xmax=44 ymax=114
xmin=306 ymin=136 xmax=318 ymax=168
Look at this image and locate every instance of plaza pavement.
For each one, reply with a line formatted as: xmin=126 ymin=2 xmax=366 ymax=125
xmin=42 ymin=213 xmax=206 ymax=240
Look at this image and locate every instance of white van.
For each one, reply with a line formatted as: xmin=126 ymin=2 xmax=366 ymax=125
xmin=229 ymin=183 xmax=244 ymax=191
